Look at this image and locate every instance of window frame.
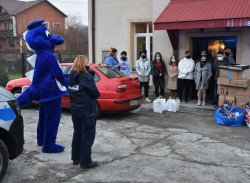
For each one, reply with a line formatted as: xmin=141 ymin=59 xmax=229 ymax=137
xmin=7 ymin=38 xmax=15 ymax=48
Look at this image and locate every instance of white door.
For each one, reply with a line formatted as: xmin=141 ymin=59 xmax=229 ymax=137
xmin=134 ymin=23 xmax=153 ymax=66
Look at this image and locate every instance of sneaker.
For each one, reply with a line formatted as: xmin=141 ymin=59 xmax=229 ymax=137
xmin=144 ymin=97 xmax=152 ymax=103
xmin=197 ymin=101 xmax=201 ymax=106
xmin=202 ymin=101 xmax=206 ymax=106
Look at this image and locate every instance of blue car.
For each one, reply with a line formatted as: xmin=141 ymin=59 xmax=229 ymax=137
xmin=0 ymin=86 xmax=24 ymax=181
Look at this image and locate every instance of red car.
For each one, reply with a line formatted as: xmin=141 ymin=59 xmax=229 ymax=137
xmin=6 ymin=63 xmax=142 ymax=117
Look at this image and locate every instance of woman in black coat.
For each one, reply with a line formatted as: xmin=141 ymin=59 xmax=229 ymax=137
xmin=151 ymin=52 xmax=167 ymax=98
xmin=68 ymin=55 xmax=100 ymax=169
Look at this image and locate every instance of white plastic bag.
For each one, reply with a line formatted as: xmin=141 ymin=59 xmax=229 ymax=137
xmin=165 ymin=99 xmax=170 ymax=111
xmin=153 ymin=99 xmax=166 ymax=113
xmin=166 ymin=98 xmax=180 ymax=112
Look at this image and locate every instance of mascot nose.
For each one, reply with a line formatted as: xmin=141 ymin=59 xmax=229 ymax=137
xmin=50 ymin=35 xmax=64 ymax=45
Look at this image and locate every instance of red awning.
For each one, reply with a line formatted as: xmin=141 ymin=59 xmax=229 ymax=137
xmin=154 ymin=0 xmax=250 ymax=30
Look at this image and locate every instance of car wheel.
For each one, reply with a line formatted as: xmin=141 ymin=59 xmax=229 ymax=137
xmin=96 ymin=102 xmax=101 ymax=119
xmin=0 ymin=139 xmax=9 ymax=181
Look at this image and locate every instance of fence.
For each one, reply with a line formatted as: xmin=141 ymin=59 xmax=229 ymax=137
xmin=0 ymin=53 xmax=76 ymax=88
xmin=0 ymin=53 xmax=27 ymax=87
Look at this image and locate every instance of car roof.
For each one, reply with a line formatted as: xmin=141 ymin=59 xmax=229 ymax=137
xmin=60 ymin=63 xmax=100 ymax=67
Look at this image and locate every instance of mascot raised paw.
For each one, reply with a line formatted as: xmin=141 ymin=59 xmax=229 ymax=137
xmin=18 ymin=19 xmax=68 ymax=153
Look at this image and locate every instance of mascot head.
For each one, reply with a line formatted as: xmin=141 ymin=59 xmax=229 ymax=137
xmin=23 ymin=19 xmax=64 ymax=52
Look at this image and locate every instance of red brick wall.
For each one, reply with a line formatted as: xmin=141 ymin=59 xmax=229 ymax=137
xmin=15 ymin=1 xmax=66 ymax=52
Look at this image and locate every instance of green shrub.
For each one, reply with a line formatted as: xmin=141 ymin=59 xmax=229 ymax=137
xmin=0 ymin=72 xmax=9 ymax=87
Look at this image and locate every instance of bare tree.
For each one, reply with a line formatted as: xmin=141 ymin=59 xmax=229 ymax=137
xmin=64 ymin=16 xmax=88 ymax=56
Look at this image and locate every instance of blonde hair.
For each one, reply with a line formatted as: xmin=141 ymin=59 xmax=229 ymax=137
xmin=72 ymin=55 xmax=89 ymax=73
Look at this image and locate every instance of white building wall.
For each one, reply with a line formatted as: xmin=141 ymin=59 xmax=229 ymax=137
xmin=152 ymin=0 xmax=172 ymax=62
xmin=91 ymin=0 xmax=153 ymax=64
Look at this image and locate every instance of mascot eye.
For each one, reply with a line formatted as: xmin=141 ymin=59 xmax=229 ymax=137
xmin=45 ymin=30 xmax=51 ymax=38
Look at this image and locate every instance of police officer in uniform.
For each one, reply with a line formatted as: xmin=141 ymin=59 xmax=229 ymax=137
xmin=68 ymin=55 xmax=100 ymax=169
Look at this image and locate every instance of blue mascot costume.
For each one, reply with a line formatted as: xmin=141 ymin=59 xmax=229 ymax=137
xmin=18 ymin=19 xmax=68 ymax=153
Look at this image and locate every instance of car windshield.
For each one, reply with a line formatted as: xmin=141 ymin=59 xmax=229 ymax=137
xmin=61 ymin=65 xmax=72 ymax=74
xmin=96 ymin=66 xmax=124 ymax=78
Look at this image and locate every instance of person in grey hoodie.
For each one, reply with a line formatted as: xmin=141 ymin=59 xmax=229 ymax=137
xmin=136 ymin=50 xmax=151 ymax=102
xmin=119 ymin=51 xmax=132 ymax=76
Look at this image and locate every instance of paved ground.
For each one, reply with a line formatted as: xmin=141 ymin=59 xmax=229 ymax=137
xmin=2 ymin=101 xmax=250 ymax=183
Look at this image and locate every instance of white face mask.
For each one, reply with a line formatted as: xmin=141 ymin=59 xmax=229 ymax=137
xmin=171 ymin=58 xmax=176 ymax=62
xmin=156 ymin=56 xmax=161 ymax=60
xmin=217 ymin=56 xmax=223 ymax=61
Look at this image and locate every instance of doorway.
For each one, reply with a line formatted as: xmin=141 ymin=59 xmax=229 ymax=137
xmin=134 ymin=23 xmax=153 ymax=65
xmin=192 ymin=36 xmax=237 ymax=63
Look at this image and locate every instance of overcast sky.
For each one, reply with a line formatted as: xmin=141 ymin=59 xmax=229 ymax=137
xmin=20 ymin=0 xmax=88 ymax=25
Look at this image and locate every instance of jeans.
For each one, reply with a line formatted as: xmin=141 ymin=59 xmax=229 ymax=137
xmin=153 ymin=76 xmax=165 ymax=97
xmin=140 ymin=81 xmax=150 ymax=98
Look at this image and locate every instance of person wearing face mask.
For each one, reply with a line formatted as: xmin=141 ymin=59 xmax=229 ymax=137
xmin=136 ymin=50 xmax=152 ymax=102
xmin=167 ymin=55 xmax=179 ymax=99
xmin=119 ymin=51 xmax=132 ymax=76
xmin=224 ymin=47 xmax=235 ymax=65
xmin=151 ymin=52 xmax=167 ymax=98
xmin=194 ymin=56 xmax=212 ymax=106
xmin=213 ymin=51 xmax=231 ymax=104
xmin=104 ymin=47 xmax=120 ymax=69
xmin=177 ymin=51 xmax=195 ymax=102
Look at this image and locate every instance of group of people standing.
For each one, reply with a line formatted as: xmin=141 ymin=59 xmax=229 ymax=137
xmin=67 ymin=46 xmax=235 ymax=169
xmin=103 ymin=47 xmax=235 ymax=106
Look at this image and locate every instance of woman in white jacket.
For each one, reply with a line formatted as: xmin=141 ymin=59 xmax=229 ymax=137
xmin=177 ymin=51 xmax=195 ymax=102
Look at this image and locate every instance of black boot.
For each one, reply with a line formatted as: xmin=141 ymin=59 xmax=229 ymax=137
xmin=80 ymin=162 xmax=98 ymax=169
xmin=73 ymin=160 xmax=80 ymax=165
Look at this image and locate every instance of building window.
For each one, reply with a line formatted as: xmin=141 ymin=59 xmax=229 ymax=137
xmin=102 ymin=50 xmax=109 ymax=63
xmin=7 ymin=38 xmax=15 ymax=48
xmin=4 ymin=21 xmax=13 ymax=30
xmin=53 ymin=22 xmax=61 ymax=31
xmin=134 ymin=22 xmax=153 ymax=62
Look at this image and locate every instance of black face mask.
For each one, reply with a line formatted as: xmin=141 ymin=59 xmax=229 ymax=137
xmin=186 ymin=56 xmax=191 ymax=59
xmin=225 ymin=52 xmax=230 ymax=56
xmin=121 ymin=57 xmax=127 ymax=61
xmin=141 ymin=55 xmax=146 ymax=59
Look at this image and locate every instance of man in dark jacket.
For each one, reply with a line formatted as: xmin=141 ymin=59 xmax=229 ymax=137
xmin=68 ymin=57 xmax=100 ymax=169
xmin=213 ymin=51 xmax=231 ymax=104
xmin=151 ymin=52 xmax=166 ymax=98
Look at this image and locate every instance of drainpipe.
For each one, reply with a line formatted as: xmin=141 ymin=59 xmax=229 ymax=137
xmin=92 ymin=0 xmax=96 ymax=63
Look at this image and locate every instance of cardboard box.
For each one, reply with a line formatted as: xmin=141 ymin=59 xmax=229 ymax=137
xmin=236 ymin=88 xmax=250 ymax=96
xmin=225 ymin=96 xmax=236 ymax=104
xmin=236 ymin=95 xmax=250 ymax=108
xmin=218 ymin=95 xmax=226 ymax=106
xmin=230 ymin=79 xmax=250 ymax=88
xmin=217 ymin=78 xmax=231 ymax=85
xmin=217 ymin=85 xmax=237 ymax=96
xmin=220 ymin=69 xmax=243 ymax=80
xmin=219 ymin=65 xmax=250 ymax=71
